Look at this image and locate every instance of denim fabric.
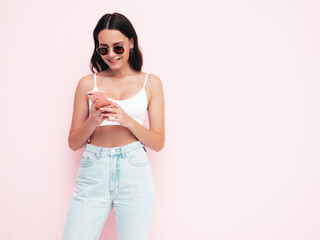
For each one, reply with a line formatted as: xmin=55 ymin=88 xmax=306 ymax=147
xmin=62 ymin=140 xmax=156 ymax=240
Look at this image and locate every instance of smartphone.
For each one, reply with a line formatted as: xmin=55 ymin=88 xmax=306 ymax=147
xmin=87 ymin=90 xmax=112 ymax=110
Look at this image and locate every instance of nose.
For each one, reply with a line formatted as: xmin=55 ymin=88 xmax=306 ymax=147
xmin=107 ymin=48 xmax=117 ymax=58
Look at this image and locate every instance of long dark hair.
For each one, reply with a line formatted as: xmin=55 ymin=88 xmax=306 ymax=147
xmin=90 ymin=12 xmax=143 ymax=73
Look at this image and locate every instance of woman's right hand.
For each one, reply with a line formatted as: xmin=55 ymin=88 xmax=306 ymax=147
xmin=89 ymin=99 xmax=110 ymax=126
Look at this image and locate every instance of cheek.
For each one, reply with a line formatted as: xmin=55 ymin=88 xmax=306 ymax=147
xmin=117 ymin=55 xmax=129 ymax=64
xmin=121 ymin=54 xmax=129 ymax=60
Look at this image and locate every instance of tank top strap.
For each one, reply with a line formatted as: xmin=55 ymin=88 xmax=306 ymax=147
xmin=143 ymin=73 xmax=149 ymax=89
xmin=93 ymin=73 xmax=98 ymax=90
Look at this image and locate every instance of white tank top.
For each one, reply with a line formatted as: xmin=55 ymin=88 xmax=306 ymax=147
xmin=88 ymin=73 xmax=149 ymax=127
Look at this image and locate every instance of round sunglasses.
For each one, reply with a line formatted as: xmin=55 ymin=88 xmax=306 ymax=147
xmin=96 ymin=46 xmax=125 ymax=56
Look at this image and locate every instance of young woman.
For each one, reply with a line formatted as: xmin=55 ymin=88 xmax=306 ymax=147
xmin=62 ymin=12 xmax=165 ymax=240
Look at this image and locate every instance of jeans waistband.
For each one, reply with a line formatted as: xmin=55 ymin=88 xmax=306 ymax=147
xmin=84 ymin=140 xmax=145 ymax=157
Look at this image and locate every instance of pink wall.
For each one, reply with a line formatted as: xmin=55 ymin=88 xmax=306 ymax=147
xmin=1 ymin=0 xmax=320 ymax=239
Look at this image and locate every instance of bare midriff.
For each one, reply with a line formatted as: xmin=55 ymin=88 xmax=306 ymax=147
xmin=88 ymin=125 xmax=139 ymax=148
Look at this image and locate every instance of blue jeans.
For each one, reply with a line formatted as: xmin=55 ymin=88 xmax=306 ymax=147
xmin=62 ymin=140 xmax=156 ymax=240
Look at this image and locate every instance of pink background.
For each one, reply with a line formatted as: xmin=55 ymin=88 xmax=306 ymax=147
xmin=1 ymin=1 xmax=320 ymax=239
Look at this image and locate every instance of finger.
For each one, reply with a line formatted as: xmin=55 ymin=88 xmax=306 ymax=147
xmin=103 ymin=113 xmax=117 ymax=118
xmin=99 ymin=107 xmax=109 ymax=111
xmin=93 ymin=100 xmax=99 ymax=107
xmin=105 ymin=116 xmax=116 ymax=121
xmin=103 ymin=114 xmax=116 ymax=120
xmin=108 ymin=101 xmax=121 ymax=112
xmin=99 ymin=108 xmax=114 ymax=114
xmin=108 ymin=100 xmax=119 ymax=107
xmin=102 ymin=107 xmax=118 ymax=113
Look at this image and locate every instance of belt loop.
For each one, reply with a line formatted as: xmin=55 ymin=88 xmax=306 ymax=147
xmin=141 ymin=142 xmax=147 ymax=152
xmin=96 ymin=147 xmax=101 ymax=158
xmin=120 ymin=146 xmax=125 ymax=159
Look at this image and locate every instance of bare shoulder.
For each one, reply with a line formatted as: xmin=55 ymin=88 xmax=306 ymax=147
xmin=146 ymin=73 xmax=164 ymax=105
xmin=75 ymin=73 xmax=95 ymax=101
xmin=147 ymin=73 xmax=163 ymax=91
xmin=147 ymin=72 xmax=161 ymax=83
xmin=78 ymin=73 xmax=94 ymax=87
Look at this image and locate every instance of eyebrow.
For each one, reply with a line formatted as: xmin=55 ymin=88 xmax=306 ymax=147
xmin=99 ymin=41 xmax=124 ymax=46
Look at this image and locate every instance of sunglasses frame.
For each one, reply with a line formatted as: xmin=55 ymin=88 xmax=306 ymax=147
xmin=95 ymin=46 xmax=125 ymax=56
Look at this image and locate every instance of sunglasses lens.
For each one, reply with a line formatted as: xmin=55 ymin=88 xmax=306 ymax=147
xmin=97 ymin=46 xmax=125 ymax=55
xmin=114 ymin=46 xmax=125 ymax=54
xmin=97 ymin=48 xmax=108 ymax=55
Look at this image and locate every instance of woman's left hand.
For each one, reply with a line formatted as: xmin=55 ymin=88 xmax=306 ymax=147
xmin=99 ymin=100 xmax=133 ymax=128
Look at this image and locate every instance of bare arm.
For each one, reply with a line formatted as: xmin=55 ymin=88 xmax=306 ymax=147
xmin=126 ymin=74 xmax=165 ymax=152
xmin=68 ymin=76 xmax=98 ymax=151
xmin=68 ymin=118 xmax=97 ymax=151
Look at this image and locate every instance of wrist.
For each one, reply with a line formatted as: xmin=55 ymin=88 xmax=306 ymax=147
xmin=87 ymin=116 xmax=99 ymax=128
xmin=126 ymin=118 xmax=136 ymax=129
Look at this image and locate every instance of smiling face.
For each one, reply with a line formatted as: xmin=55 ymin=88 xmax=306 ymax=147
xmin=97 ymin=29 xmax=134 ymax=69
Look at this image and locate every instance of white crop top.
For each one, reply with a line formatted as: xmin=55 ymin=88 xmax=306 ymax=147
xmin=88 ymin=73 xmax=149 ymax=127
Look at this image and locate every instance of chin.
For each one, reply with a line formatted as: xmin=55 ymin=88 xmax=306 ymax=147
xmin=108 ymin=64 xmax=121 ymax=68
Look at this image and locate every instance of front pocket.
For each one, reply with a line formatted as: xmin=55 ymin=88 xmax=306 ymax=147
xmin=126 ymin=147 xmax=149 ymax=166
xmin=80 ymin=151 xmax=96 ymax=168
